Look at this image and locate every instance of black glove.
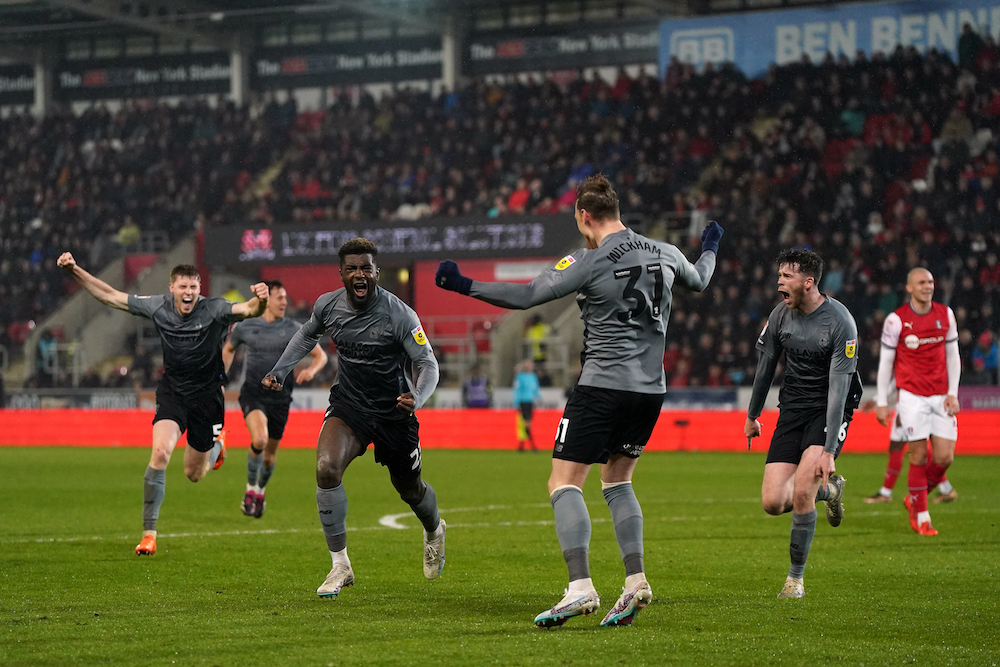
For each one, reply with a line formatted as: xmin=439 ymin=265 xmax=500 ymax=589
xmin=436 ymin=260 xmax=473 ymax=295
xmin=701 ymin=220 xmax=724 ymax=254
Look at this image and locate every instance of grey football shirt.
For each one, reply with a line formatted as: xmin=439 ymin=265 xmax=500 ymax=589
xmin=228 ymin=317 xmax=303 ymax=402
xmin=756 ymin=296 xmax=859 ymax=410
xmin=470 ymin=228 xmax=717 ymax=394
xmin=269 ymin=286 xmax=439 ymax=420
xmin=127 ymin=294 xmax=239 ymax=396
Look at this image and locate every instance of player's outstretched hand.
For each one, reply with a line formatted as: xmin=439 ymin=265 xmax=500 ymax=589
xmin=701 ymin=221 xmax=724 ymax=254
xmin=744 ymin=417 xmax=761 ymax=450
xmin=436 ymin=260 xmax=473 ymax=295
xmin=396 ymin=392 xmax=416 ymax=415
xmin=57 ymin=252 xmax=77 ymax=272
xmin=261 ymin=374 xmax=283 ymax=392
xmin=249 ymin=282 xmax=269 ymax=301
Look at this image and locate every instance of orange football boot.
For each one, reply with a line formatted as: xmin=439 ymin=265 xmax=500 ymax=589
xmin=135 ymin=534 xmax=157 ymax=556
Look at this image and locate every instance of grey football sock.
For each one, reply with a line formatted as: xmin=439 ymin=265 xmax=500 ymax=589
xmin=409 ymin=482 xmax=441 ymax=533
xmin=551 ymin=486 xmax=592 ymax=582
xmin=246 ymin=451 xmax=263 ymax=486
xmin=208 ymin=440 xmax=223 ymax=468
xmin=142 ymin=466 xmax=166 ymax=531
xmin=788 ymin=510 xmax=817 ymax=580
xmin=258 ymin=462 xmax=275 ymax=489
xmin=603 ymin=482 xmax=644 ymax=577
xmin=317 ymin=485 xmax=348 ymax=553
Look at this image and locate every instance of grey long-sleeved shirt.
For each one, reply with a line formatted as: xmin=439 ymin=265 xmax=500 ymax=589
xmin=470 ymin=228 xmax=716 ymax=394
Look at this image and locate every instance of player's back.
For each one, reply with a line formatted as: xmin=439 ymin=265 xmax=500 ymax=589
xmin=573 ymin=228 xmax=712 ymax=394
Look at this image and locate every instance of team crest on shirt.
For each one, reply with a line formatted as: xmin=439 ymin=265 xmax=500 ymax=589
xmin=555 ymin=255 xmax=576 ymax=270
xmin=411 ymin=325 xmax=428 ymax=346
xmin=845 ymin=339 xmax=857 ymax=358
xmin=369 ymin=327 xmax=381 ymax=340
xmin=818 ymin=330 xmax=830 ymax=348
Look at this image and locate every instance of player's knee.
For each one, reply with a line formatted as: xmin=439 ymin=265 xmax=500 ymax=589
xmin=398 ymin=485 xmax=423 ymax=505
xmin=252 ymin=436 xmax=268 ymax=452
xmin=315 ymin=464 xmax=343 ymax=488
xmin=264 ymin=453 xmax=277 ymax=467
xmin=935 ymin=451 xmax=954 ymax=467
xmin=761 ymin=499 xmax=785 ymax=516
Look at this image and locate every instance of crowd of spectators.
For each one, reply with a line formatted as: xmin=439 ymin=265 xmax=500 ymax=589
xmin=0 ymin=98 xmax=290 ymax=352
xmin=2 ymin=33 xmax=999 ymax=389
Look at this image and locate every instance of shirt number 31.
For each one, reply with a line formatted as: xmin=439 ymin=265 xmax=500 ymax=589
xmin=614 ymin=264 xmax=664 ymax=322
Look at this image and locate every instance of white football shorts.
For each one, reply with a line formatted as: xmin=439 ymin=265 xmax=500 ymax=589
xmin=896 ymin=388 xmax=958 ymax=441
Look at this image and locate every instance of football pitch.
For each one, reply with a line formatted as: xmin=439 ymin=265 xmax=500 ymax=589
xmin=2 ymin=446 xmax=998 ymax=666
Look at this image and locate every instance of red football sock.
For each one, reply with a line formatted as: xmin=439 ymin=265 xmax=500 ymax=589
xmin=908 ymin=463 xmax=928 ymax=513
xmin=884 ymin=449 xmax=905 ymax=490
xmin=926 ymin=460 xmax=948 ymax=492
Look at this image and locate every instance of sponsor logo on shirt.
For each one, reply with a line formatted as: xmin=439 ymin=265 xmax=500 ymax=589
xmin=845 ymin=339 xmax=857 ymax=358
xmin=411 ymin=325 xmax=427 ymax=346
xmin=555 ymin=255 xmax=576 ymax=270
xmin=905 ymin=334 xmax=944 ymax=349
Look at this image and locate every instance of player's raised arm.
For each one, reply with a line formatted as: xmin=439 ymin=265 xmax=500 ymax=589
xmin=436 ymin=256 xmax=586 ymax=310
xmin=674 ymin=222 xmax=723 ymax=292
xmin=230 ymin=282 xmax=269 ymax=320
xmin=57 ymin=252 xmax=130 ymax=311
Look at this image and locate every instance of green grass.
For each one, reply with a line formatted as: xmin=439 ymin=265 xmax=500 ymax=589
xmin=1 ymin=447 xmax=998 ymax=666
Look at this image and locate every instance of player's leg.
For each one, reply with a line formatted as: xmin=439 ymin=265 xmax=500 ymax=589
xmin=599 ymin=454 xmax=652 ymax=626
xmin=905 ymin=438 xmax=935 ymax=535
xmin=761 ymin=463 xmax=798 ymax=515
xmin=516 ymin=412 xmax=527 ymax=452
xmin=597 ymin=391 xmax=661 ymax=626
xmin=523 ymin=402 xmax=537 ymax=451
xmin=137 ymin=418 xmax=183 ymax=555
xmin=866 ymin=438 xmax=906 ymax=503
xmin=897 ymin=390 xmax=936 ymax=534
xmin=381 ymin=415 xmax=445 ymax=580
xmin=927 ymin=397 xmax=958 ymax=505
xmin=777 ymin=444 xmax=829 ymax=597
xmin=242 ymin=409 xmax=269 ymax=516
xmin=762 ymin=409 xmax=810 ymax=516
xmin=183 ymin=390 xmax=226 ymax=482
xmin=315 ymin=416 xmax=364 ymax=597
xmin=252 ymin=403 xmax=288 ymax=518
xmin=534 ymin=458 xmax=600 ymax=627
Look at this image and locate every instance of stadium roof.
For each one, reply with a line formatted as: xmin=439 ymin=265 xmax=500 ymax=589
xmin=0 ymin=0 xmax=686 ymax=57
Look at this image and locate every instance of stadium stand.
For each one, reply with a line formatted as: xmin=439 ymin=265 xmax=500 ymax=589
xmin=2 ymin=46 xmax=999 ymax=388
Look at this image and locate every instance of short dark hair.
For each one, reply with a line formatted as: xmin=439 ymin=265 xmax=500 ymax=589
xmin=777 ymin=248 xmax=824 ymax=284
xmin=575 ymin=174 xmax=619 ymax=221
xmin=170 ymin=264 xmax=200 ymax=282
xmin=338 ymin=237 xmax=378 ymax=264
xmin=266 ymin=280 xmax=285 ymax=294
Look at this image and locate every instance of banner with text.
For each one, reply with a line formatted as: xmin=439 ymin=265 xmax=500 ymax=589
xmin=659 ymin=0 xmax=1000 ymax=78
xmin=467 ymin=22 xmax=659 ymax=75
xmin=55 ymin=53 xmax=230 ymax=101
xmin=203 ymin=215 xmax=575 ymax=267
xmin=252 ymin=37 xmax=441 ymax=89
xmin=0 ymin=64 xmax=35 ymax=106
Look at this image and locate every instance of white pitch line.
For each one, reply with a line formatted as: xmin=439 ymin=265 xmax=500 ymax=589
xmin=8 ymin=503 xmax=987 ymax=545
